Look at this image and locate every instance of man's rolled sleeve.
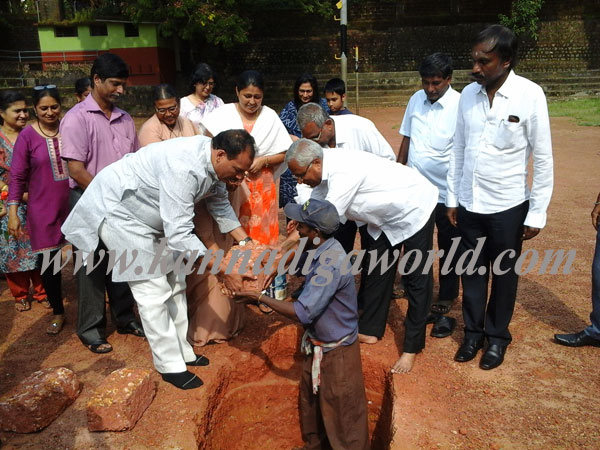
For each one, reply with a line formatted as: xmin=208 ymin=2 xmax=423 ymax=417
xmin=293 ymin=266 xmax=340 ymax=325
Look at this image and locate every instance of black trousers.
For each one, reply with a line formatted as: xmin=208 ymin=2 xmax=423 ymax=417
xmin=457 ymin=201 xmax=528 ymax=346
xmin=334 ymin=219 xmax=358 ymax=254
xmin=70 ymin=188 xmax=137 ymax=345
xmin=433 ymin=203 xmax=461 ymax=307
xmin=38 ymin=250 xmax=63 ymax=315
xmin=358 ymin=212 xmax=435 ymax=353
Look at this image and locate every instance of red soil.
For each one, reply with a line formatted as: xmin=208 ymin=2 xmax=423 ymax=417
xmin=0 ymin=108 xmax=599 ymax=448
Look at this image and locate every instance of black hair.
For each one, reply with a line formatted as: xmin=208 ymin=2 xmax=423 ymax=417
xmin=236 ymin=70 xmax=264 ymax=93
xmin=190 ymin=63 xmax=217 ymax=91
xmin=32 ymin=86 xmax=61 ymax=107
xmin=212 ymin=129 xmax=256 ymax=160
xmin=293 ymin=73 xmax=319 ymax=109
xmin=90 ymin=53 xmax=129 ymax=82
xmin=0 ymin=90 xmax=27 ymax=125
xmin=419 ymin=53 xmax=453 ymax=79
xmin=75 ymin=77 xmax=91 ymax=95
xmin=152 ymin=84 xmax=178 ymax=102
xmin=324 ymin=78 xmax=346 ymax=96
xmin=473 ymin=24 xmax=518 ymax=69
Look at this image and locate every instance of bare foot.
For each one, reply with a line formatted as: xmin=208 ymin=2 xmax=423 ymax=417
xmin=358 ymin=333 xmax=378 ymax=344
xmin=391 ymin=352 xmax=416 ymax=374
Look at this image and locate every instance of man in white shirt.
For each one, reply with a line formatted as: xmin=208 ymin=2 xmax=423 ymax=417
xmin=296 ymin=102 xmax=395 ymax=253
xmin=398 ymin=52 xmax=461 ymax=339
xmin=285 ymin=139 xmax=438 ymax=373
xmin=62 ymin=130 xmax=256 ymax=389
xmin=446 ymin=25 xmax=553 ymax=370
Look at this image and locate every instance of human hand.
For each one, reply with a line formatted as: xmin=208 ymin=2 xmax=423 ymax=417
xmin=7 ymin=211 xmax=22 ymax=238
xmin=447 ymin=207 xmax=458 ymax=227
xmin=592 ymin=203 xmax=600 ymax=230
xmin=233 ymin=290 xmax=263 ymax=303
xmin=521 ymin=226 xmax=540 ymax=240
xmin=248 ymin=156 xmax=267 ymax=176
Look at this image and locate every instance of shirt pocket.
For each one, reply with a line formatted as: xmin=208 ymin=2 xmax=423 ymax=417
xmin=429 ymin=133 xmax=452 ymax=151
xmin=492 ymin=120 xmax=526 ymax=150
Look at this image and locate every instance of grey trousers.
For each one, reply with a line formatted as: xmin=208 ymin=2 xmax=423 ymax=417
xmin=70 ymin=188 xmax=137 ymax=345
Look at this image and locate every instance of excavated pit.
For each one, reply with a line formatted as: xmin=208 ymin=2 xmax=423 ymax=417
xmin=197 ymin=325 xmax=394 ymax=449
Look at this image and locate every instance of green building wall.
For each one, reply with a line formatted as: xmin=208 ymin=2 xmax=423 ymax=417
xmin=38 ymin=23 xmax=159 ymax=52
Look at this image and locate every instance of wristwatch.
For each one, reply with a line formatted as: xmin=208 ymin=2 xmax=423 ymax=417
xmin=238 ymin=237 xmax=252 ymax=246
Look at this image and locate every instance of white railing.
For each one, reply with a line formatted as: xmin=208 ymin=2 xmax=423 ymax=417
xmin=0 ymin=50 xmax=100 ymax=63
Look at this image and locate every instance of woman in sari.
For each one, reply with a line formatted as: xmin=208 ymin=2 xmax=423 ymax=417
xmin=8 ymin=86 xmax=70 ymax=334
xmin=186 ymin=70 xmax=292 ymax=346
xmin=0 ymin=90 xmax=47 ymax=312
xmin=278 ymin=73 xmax=329 ymax=210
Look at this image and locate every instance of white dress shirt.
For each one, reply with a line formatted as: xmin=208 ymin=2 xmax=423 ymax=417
xmin=446 ymin=71 xmax=553 ymax=228
xmin=61 ymin=136 xmax=240 ymax=281
xmin=331 ymin=114 xmax=396 ymax=161
xmin=400 ymin=87 xmax=460 ymax=203
xmin=308 ymin=149 xmax=438 ymax=245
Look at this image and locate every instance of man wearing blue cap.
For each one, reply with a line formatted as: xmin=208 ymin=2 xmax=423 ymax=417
xmin=234 ymin=198 xmax=369 ymax=450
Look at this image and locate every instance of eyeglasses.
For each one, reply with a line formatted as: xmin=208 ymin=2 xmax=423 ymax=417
xmin=307 ymin=128 xmax=323 ymax=143
xmin=292 ymin=161 xmax=314 ymax=182
xmin=299 ymin=89 xmax=313 ymax=94
xmin=34 ymin=84 xmax=57 ymax=90
xmin=155 ymin=105 xmax=178 ymax=115
xmin=199 ymin=81 xmax=215 ymax=87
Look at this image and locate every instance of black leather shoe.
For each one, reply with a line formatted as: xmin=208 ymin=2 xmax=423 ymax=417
xmin=454 ymin=338 xmax=484 ymax=362
xmin=431 ymin=315 xmax=456 ymax=338
xmin=554 ymin=331 xmax=600 ymax=347
xmin=117 ymin=320 xmax=145 ymax=338
xmin=479 ymin=344 xmax=506 ymax=370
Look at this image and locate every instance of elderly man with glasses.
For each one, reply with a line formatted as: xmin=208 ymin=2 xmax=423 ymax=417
xmin=285 ymin=138 xmax=438 ymax=373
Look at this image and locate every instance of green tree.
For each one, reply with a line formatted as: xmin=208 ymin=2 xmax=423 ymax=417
xmin=70 ymin=0 xmax=333 ymax=48
xmin=499 ymin=0 xmax=545 ymax=39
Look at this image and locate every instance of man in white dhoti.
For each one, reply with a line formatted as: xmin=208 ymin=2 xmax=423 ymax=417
xmin=62 ymin=130 xmax=255 ymax=389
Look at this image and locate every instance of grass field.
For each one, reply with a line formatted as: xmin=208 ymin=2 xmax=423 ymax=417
xmin=548 ymin=97 xmax=600 ymax=126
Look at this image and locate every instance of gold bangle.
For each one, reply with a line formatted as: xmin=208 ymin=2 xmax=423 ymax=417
xmin=258 ymin=292 xmax=264 ymax=302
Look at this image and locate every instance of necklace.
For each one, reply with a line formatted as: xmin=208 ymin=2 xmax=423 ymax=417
xmin=37 ymin=119 xmax=59 ymax=138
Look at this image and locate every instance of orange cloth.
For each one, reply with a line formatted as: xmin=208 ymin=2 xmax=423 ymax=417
xmin=5 ymin=269 xmax=46 ymax=301
xmin=235 ymin=167 xmax=279 ymax=246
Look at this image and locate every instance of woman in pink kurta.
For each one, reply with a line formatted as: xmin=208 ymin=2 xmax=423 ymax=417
xmin=8 ymin=86 xmax=70 ymax=334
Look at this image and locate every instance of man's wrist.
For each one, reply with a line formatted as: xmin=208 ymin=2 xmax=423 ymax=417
xmin=238 ymin=237 xmax=252 ymax=246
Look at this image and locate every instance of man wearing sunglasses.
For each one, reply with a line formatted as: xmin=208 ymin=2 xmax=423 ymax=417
xmin=60 ymin=53 xmax=143 ymax=355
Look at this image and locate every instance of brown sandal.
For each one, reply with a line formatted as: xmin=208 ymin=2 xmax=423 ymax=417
xmin=46 ymin=314 xmax=65 ymax=335
xmin=257 ymin=302 xmax=274 ymax=315
xmin=15 ymin=298 xmax=31 ymax=312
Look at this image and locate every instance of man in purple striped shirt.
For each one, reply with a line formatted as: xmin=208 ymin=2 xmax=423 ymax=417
xmin=60 ymin=53 xmax=144 ymax=354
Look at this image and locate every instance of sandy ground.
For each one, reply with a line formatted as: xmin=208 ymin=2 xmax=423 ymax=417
xmin=1 ymin=107 xmax=599 ymax=449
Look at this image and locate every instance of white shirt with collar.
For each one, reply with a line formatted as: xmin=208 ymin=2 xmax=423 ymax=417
xmin=331 ymin=114 xmax=396 ymax=161
xmin=400 ymin=87 xmax=460 ymax=203
xmin=446 ymin=70 xmax=553 ymax=228
xmin=308 ymin=148 xmax=438 ymax=246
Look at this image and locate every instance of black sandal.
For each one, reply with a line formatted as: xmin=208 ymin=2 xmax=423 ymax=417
xmin=431 ymin=304 xmax=451 ymax=315
xmin=86 ymin=340 xmax=113 ymax=354
xmin=117 ymin=320 xmax=145 ymax=337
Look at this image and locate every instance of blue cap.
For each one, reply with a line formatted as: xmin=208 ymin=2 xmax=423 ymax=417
xmin=284 ymin=198 xmax=340 ymax=234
